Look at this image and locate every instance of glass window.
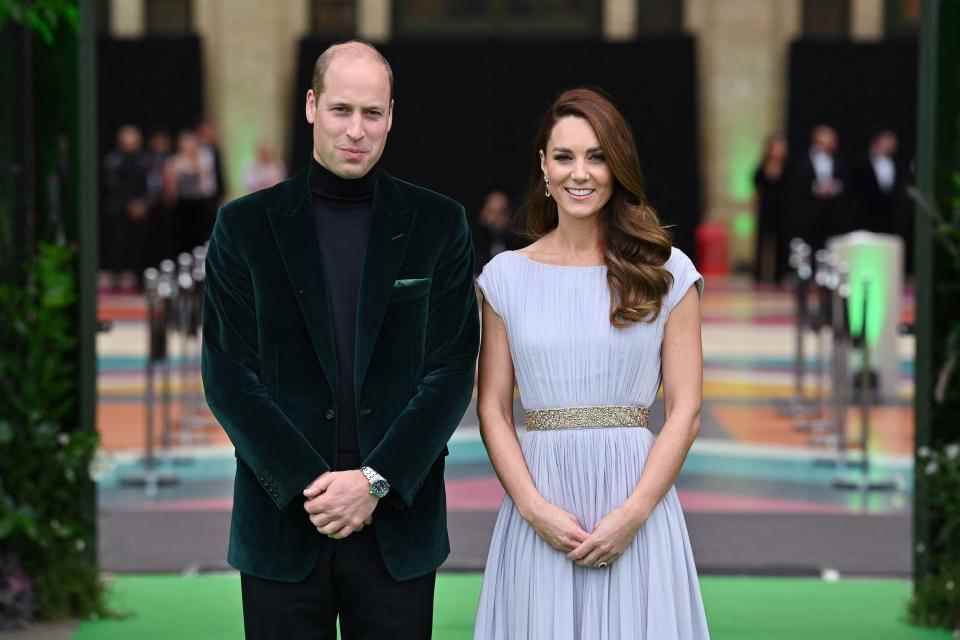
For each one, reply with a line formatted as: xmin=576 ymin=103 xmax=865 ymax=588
xmin=145 ymin=0 xmax=193 ymax=35
xmin=310 ymin=0 xmax=356 ymax=36
xmin=802 ymin=0 xmax=850 ymax=37
xmin=395 ymin=0 xmax=601 ymax=37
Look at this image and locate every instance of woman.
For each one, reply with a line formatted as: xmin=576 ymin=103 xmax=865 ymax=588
xmin=752 ymin=133 xmax=789 ymax=284
xmin=170 ymin=130 xmax=218 ymax=254
xmin=244 ymin=140 xmax=286 ymax=193
xmin=473 ymin=89 xmax=709 ymax=639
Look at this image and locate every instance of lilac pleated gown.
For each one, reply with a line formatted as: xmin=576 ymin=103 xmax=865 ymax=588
xmin=473 ymin=248 xmax=710 ymax=640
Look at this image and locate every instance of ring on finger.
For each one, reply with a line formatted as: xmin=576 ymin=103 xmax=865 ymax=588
xmin=597 ymin=561 xmax=609 ymax=568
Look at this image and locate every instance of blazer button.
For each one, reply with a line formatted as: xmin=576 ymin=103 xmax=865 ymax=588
xmin=325 ymin=409 xmax=336 ymax=421
xmin=360 ymin=407 xmax=373 ymax=417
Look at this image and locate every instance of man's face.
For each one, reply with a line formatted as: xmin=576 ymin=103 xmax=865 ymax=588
xmin=118 ymin=127 xmax=141 ymax=153
xmin=813 ymin=128 xmax=837 ymax=154
xmin=306 ymin=54 xmax=393 ymax=179
xmin=880 ymin=133 xmax=898 ymax=156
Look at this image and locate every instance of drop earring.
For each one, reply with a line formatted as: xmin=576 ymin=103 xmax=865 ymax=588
xmin=544 ymin=174 xmax=551 ymax=198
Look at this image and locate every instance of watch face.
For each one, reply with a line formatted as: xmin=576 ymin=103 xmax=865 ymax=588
xmin=371 ymin=479 xmax=389 ymax=498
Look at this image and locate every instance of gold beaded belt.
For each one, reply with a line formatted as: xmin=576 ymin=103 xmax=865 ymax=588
xmin=525 ymin=405 xmax=650 ymax=431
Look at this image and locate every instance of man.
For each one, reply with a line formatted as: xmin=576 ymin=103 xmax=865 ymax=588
xmin=786 ymin=125 xmax=852 ymax=253
xmin=196 ymin=119 xmax=228 ymax=206
xmin=852 ymin=130 xmax=906 ymax=233
xmin=201 ymin=41 xmax=480 ymax=639
xmin=852 ymin=129 xmax=913 ymax=274
xmin=102 ymin=125 xmax=151 ymax=291
xmin=472 ymin=189 xmax=525 ymax=271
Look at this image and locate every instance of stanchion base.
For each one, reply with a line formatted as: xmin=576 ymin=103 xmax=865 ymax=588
xmin=119 ymin=469 xmax=180 ymax=497
xmin=793 ymin=417 xmax=832 ymax=433
xmin=813 ymin=457 xmax=867 ymax=469
xmin=831 ymin=475 xmax=901 ymax=492
xmin=777 ymin=398 xmax=820 ymax=418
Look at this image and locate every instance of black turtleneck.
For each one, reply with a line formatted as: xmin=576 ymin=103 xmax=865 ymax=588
xmin=310 ymin=158 xmax=376 ymax=463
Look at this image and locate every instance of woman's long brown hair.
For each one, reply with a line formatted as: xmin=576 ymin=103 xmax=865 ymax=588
xmin=525 ymin=88 xmax=674 ymax=327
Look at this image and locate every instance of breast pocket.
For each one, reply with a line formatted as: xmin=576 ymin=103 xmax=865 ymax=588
xmin=390 ymin=277 xmax=432 ymax=304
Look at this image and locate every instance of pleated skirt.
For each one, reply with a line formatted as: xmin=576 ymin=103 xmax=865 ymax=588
xmin=473 ymin=427 xmax=711 ymax=640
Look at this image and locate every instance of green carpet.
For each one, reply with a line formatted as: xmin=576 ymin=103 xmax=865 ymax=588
xmin=72 ymin=574 xmax=952 ymax=639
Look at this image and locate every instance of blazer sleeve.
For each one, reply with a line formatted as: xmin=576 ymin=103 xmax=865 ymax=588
xmin=362 ymin=205 xmax=481 ymax=507
xmin=201 ymin=208 xmax=331 ymax=511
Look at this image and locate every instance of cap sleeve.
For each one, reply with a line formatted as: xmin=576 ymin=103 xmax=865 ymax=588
xmin=476 ymin=256 xmax=504 ymax=318
xmin=664 ymin=247 xmax=704 ymax=314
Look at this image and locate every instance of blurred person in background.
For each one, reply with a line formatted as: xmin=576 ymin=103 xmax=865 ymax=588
xmin=853 ymin=130 xmax=901 ymax=235
xmin=102 ymin=124 xmax=151 ymax=291
xmin=170 ymin=130 xmax=217 ymax=254
xmin=752 ymin=133 xmax=789 ymax=284
xmin=145 ymin=129 xmax=175 ymax=266
xmin=197 ymin=119 xmax=227 ymax=204
xmin=197 ymin=119 xmax=228 ymax=246
xmin=786 ymin=124 xmax=851 ymax=254
xmin=473 ymin=189 xmax=525 ymax=271
xmin=245 ymin=140 xmax=286 ymax=193
xmin=853 ymin=129 xmax=914 ymax=275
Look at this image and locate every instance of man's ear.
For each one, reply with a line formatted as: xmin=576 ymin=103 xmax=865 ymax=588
xmin=305 ymin=89 xmax=317 ymax=125
xmin=386 ymin=99 xmax=395 ymax=134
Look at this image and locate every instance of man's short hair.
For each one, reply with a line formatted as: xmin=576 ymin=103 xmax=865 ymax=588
xmin=312 ymin=40 xmax=394 ymax=101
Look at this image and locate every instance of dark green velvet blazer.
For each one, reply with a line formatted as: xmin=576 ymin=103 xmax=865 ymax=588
xmin=200 ymin=164 xmax=480 ymax=582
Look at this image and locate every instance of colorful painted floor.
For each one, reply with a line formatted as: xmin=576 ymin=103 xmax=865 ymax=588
xmin=95 ymin=277 xmax=917 ymax=575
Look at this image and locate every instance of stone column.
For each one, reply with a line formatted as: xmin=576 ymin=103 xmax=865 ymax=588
xmin=851 ymin=0 xmax=885 ymax=40
xmin=685 ymin=0 xmax=801 ymax=268
xmin=194 ymin=1 xmax=309 ymax=201
xmin=358 ymin=0 xmax=392 ymax=42
xmin=604 ymin=0 xmax=637 ymax=41
xmin=110 ymin=0 xmax=144 ymax=37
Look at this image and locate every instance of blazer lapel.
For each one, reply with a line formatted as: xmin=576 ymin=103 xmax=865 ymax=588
xmin=267 ymin=168 xmax=338 ymax=390
xmin=355 ymin=173 xmax=415 ymax=391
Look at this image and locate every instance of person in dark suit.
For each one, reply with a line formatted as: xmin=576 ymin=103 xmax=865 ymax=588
xmin=201 ymin=41 xmax=480 ymax=639
xmin=852 ymin=130 xmax=914 ymax=274
xmin=473 ymin=189 xmax=525 ymax=271
xmin=197 ymin=119 xmax=227 ymax=243
xmin=852 ymin=130 xmax=908 ymax=231
xmin=752 ymin=133 xmax=789 ymax=284
xmin=102 ymin=125 xmax=151 ymax=291
xmin=786 ymin=125 xmax=852 ymax=253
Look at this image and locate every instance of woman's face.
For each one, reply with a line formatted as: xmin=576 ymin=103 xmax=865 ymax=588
xmin=769 ymin=138 xmax=787 ymax=161
xmin=541 ymin=116 xmax=613 ymax=221
xmin=179 ymin=133 xmax=198 ymax=156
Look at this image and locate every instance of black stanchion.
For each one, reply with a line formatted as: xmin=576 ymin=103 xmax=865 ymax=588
xmin=172 ymin=249 xmax=211 ymax=447
xmin=832 ymin=279 xmax=901 ymax=494
xmin=779 ymin=239 xmax=819 ymax=417
xmin=811 ymin=262 xmax=865 ymax=469
xmin=119 ymin=243 xmax=210 ymax=494
xmin=158 ymin=259 xmax=176 ymax=450
xmin=795 ymin=250 xmax=835 ymax=436
xmin=119 ymin=267 xmax=179 ymax=495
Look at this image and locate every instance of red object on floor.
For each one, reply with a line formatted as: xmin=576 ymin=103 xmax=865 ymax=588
xmin=696 ymin=220 xmax=730 ymax=275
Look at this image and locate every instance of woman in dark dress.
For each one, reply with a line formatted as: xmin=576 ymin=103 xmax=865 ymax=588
xmin=752 ymin=133 xmax=789 ymax=284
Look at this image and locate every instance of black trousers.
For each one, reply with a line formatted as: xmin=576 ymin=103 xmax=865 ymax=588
xmin=240 ymin=454 xmax=436 ymax=639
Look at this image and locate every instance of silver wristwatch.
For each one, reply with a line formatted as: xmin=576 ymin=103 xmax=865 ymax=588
xmin=360 ymin=466 xmax=390 ymax=499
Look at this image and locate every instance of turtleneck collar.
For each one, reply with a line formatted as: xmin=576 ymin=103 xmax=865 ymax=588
xmin=310 ymin=156 xmax=377 ymax=202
